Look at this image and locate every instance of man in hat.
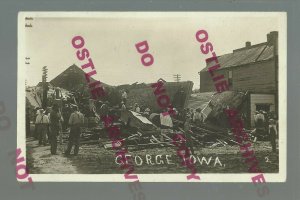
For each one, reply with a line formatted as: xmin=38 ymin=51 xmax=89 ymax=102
xmin=35 ymin=108 xmax=49 ymax=146
xmin=65 ymin=105 xmax=84 ymax=156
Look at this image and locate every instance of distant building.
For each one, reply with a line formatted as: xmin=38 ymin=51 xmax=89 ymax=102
xmin=50 ymin=64 xmax=97 ymax=92
xmin=199 ymin=31 xmax=278 ymax=127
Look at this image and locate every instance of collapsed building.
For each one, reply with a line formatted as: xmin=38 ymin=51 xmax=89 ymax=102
xmin=26 ymin=64 xmax=209 ymax=149
xmin=199 ymin=31 xmax=278 ymax=128
xmin=27 ymin=35 xmax=278 ymax=151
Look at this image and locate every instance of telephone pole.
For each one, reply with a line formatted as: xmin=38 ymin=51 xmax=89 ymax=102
xmin=198 ymin=71 xmax=201 ymax=90
xmin=42 ymin=66 xmax=48 ymax=109
xmin=173 ymin=74 xmax=181 ymax=82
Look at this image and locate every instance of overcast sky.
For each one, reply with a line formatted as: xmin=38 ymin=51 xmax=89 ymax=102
xmin=23 ymin=12 xmax=283 ymax=89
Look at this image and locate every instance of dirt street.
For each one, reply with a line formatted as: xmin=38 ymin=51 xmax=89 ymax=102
xmin=26 ymin=137 xmax=279 ymax=174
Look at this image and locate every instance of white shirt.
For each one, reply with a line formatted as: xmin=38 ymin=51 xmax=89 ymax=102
xmin=122 ymin=92 xmax=127 ymax=99
xmin=69 ymin=111 xmax=84 ymax=125
xmin=35 ymin=114 xmax=49 ymax=124
xmin=135 ymin=107 xmax=140 ymax=113
xmin=160 ymin=113 xmax=173 ymax=128
xmin=121 ymin=104 xmax=126 ymax=111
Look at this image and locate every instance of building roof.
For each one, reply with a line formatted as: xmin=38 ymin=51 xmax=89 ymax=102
xmin=201 ymin=42 xmax=274 ymax=72
xmin=50 ymin=64 xmax=94 ymax=89
xmin=50 ymin=64 xmax=111 ymax=91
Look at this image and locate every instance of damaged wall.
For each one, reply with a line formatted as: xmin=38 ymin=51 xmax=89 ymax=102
xmin=119 ymin=81 xmax=193 ymax=113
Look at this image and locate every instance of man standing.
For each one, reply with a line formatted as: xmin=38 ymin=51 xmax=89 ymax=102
xmin=255 ymin=110 xmax=265 ymax=137
xmin=184 ymin=115 xmax=194 ymax=155
xmin=269 ymin=118 xmax=278 ymax=152
xmin=49 ymin=104 xmax=61 ymax=154
xmin=120 ymin=101 xmax=127 ymax=123
xmin=121 ymin=90 xmax=128 ymax=105
xmin=65 ymin=106 xmax=84 ymax=156
xmin=159 ymin=109 xmax=173 ymax=142
xmin=62 ymin=103 xmax=70 ymax=131
xmin=35 ymin=108 xmax=49 ymax=146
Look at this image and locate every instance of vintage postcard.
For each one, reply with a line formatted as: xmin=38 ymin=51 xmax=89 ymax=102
xmin=18 ymin=12 xmax=286 ymax=182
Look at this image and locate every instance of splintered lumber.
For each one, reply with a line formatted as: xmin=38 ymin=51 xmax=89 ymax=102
xmin=190 ymin=136 xmax=202 ymax=145
xmin=127 ymin=141 xmax=174 ymax=147
xmin=210 ymin=142 xmax=224 ymax=148
xmin=160 ymin=133 xmax=173 ymax=141
xmin=177 ymin=127 xmax=202 ymax=145
xmin=151 ymin=135 xmax=165 ymax=147
xmin=173 ymin=118 xmax=241 ymax=145
xmin=216 ymin=139 xmax=228 ymax=145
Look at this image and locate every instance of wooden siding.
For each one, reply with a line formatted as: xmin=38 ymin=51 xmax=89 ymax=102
xmin=200 ymin=58 xmax=276 ymax=93
xmin=231 ymin=59 xmax=276 ymax=93
xmin=200 ymin=72 xmax=217 ymax=92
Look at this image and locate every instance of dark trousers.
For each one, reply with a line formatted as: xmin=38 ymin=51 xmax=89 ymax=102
xmin=33 ymin=124 xmax=40 ymax=140
xmin=185 ymin=131 xmax=195 ymax=155
xmin=38 ymin=124 xmax=47 ymax=145
xmin=270 ymin=133 xmax=276 ymax=152
xmin=65 ymin=126 xmax=81 ymax=155
xmin=46 ymin=126 xmax=51 ymax=143
xmin=50 ymin=127 xmax=59 ymax=154
xmin=26 ymin=117 xmax=30 ymax=137
xmin=186 ymin=139 xmax=195 ymax=155
xmin=122 ymin=97 xmax=127 ymax=105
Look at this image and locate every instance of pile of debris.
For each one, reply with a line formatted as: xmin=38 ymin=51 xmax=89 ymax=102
xmin=27 ymin=64 xmax=257 ymax=151
xmin=116 ymin=80 xmax=194 ymax=112
xmin=201 ymin=91 xmax=248 ymax=127
xmin=56 ymin=90 xmax=254 ymax=151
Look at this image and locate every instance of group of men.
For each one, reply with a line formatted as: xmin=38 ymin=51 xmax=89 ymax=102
xmin=35 ymin=104 xmax=84 ymax=156
xmin=35 ymin=95 xmax=278 ymax=158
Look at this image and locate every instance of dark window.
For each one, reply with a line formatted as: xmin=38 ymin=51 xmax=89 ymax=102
xmin=256 ymin=104 xmax=271 ymax=112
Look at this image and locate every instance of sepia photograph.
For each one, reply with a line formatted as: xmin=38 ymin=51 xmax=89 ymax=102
xmin=17 ymin=12 xmax=286 ymax=182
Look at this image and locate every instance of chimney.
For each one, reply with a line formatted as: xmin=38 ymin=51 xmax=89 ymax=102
xmin=245 ymin=41 xmax=251 ymax=48
xmin=267 ymin=31 xmax=278 ymax=55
